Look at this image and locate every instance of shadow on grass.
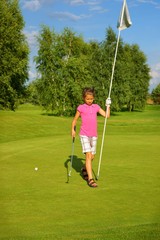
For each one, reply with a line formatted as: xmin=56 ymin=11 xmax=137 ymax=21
xmin=64 ymin=155 xmax=85 ymax=183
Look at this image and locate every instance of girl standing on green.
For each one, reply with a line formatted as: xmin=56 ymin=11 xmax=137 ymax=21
xmin=71 ymin=87 xmax=111 ymax=188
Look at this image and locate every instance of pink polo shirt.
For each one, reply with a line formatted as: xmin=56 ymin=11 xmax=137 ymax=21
xmin=77 ymin=103 xmax=100 ymax=137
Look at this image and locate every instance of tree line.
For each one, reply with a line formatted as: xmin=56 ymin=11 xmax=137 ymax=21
xmin=30 ymin=26 xmax=150 ymax=115
xmin=2 ymin=0 xmax=159 ymax=115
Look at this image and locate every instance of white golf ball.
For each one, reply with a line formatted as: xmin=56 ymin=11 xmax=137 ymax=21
xmin=35 ymin=167 xmax=38 ymax=171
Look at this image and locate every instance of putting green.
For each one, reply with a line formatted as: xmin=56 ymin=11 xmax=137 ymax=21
xmin=0 ymin=104 xmax=159 ymax=239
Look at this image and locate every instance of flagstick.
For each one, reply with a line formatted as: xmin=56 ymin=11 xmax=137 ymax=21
xmin=108 ymin=29 xmax=121 ymax=98
xmin=96 ymin=29 xmax=121 ymax=180
xmin=96 ymin=0 xmax=132 ymax=180
xmin=96 ymin=104 xmax=109 ymax=180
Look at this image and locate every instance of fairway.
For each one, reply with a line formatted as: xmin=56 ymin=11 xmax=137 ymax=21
xmin=0 ymin=104 xmax=160 ymax=240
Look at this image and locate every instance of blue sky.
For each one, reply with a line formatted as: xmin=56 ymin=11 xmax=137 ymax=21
xmin=20 ymin=0 xmax=160 ymax=92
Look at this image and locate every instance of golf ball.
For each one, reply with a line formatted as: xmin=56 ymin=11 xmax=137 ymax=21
xmin=35 ymin=167 xmax=38 ymax=171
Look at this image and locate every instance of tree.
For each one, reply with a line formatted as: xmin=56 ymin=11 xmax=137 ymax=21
xmin=25 ymin=80 xmax=40 ymax=105
xmin=151 ymin=84 xmax=160 ymax=104
xmin=99 ymin=29 xmax=150 ymax=112
xmin=0 ymin=0 xmax=29 ymax=110
xmin=34 ymin=26 xmax=92 ymax=116
xmin=34 ymin=26 xmax=59 ymax=112
xmin=125 ymin=44 xmax=150 ymax=111
xmin=34 ymin=26 xmax=150 ymax=115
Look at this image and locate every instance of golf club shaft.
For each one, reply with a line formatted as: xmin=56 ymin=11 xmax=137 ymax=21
xmin=68 ymin=126 xmax=76 ymax=177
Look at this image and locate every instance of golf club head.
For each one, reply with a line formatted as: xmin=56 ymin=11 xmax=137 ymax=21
xmin=96 ymin=175 xmax=99 ymax=181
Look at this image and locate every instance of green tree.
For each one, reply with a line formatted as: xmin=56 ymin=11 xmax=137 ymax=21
xmin=34 ymin=26 xmax=58 ymax=112
xmin=88 ymin=40 xmax=107 ymax=109
xmin=98 ymin=28 xmax=150 ymax=112
xmin=0 ymin=0 xmax=29 ymax=110
xmin=34 ymin=26 xmax=92 ymax=116
xmin=34 ymin=26 xmax=150 ymax=115
xmin=25 ymin=80 xmax=40 ymax=105
xmin=126 ymin=44 xmax=150 ymax=111
xmin=151 ymin=84 xmax=160 ymax=104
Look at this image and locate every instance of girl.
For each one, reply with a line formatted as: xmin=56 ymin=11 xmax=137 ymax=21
xmin=71 ymin=87 xmax=111 ymax=188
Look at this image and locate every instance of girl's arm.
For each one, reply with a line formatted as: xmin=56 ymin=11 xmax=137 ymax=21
xmin=99 ymin=106 xmax=110 ymax=118
xmin=71 ymin=111 xmax=80 ymax=138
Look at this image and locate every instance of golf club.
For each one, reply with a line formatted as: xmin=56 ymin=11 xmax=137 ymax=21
xmin=68 ymin=126 xmax=76 ymax=177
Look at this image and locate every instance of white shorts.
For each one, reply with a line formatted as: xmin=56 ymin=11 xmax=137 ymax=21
xmin=80 ymin=135 xmax=97 ymax=155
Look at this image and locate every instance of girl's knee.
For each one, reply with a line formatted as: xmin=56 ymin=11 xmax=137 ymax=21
xmin=86 ymin=152 xmax=92 ymax=160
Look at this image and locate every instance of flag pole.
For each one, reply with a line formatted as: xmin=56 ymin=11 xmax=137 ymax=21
xmin=108 ymin=29 xmax=121 ymax=99
xmin=96 ymin=29 xmax=121 ymax=180
xmin=96 ymin=0 xmax=129 ymax=180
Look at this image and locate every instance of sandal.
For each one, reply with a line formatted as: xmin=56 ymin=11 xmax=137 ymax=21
xmin=88 ymin=179 xmax=98 ymax=188
xmin=81 ymin=167 xmax=88 ymax=181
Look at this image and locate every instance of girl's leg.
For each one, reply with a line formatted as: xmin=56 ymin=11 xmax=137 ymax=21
xmin=85 ymin=152 xmax=97 ymax=187
xmin=80 ymin=136 xmax=97 ymax=187
xmin=85 ymin=152 xmax=93 ymax=180
xmin=81 ymin=153 xmax=94 ymax=180
xmin=86 ymin=141 xmax=95 ymax=178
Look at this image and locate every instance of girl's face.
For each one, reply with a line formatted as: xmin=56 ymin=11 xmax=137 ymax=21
xmin=84 ymin=94 xmax=94 ymax=106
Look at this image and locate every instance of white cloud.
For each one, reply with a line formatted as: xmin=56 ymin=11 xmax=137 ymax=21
xmin=24 ymin=30 xmax=38 ymax=48
xmin=137 ymin=0 xmax=160 ymax=8
xmin=50 ymin=11 xmax=91 ymax=21
xmin=28 ymin=70 xmax=41 ymax=82
xmin=149 ymin=62 xmax=160 ymax=91
xmin=22 ymin=0 xmax=54 ymax=11
xmin=89 ymin=5 xmax=108 ymax=13
xmin=87 ymin=0 xmax=101 ymax=6
xmin=65 ymin=0 xmax=101 ymax=6
xmin=150 ymin=62 xmax=160 ymax=78
xmin=29 ymin=70 xmax=37 ymax=80
xmin=23 ymin=0 xmax=41 ymax=11
xmin=69 ymin=0 xmax=85 ymax=5
xmin=137 ymin=0 xmax=156 ymax=4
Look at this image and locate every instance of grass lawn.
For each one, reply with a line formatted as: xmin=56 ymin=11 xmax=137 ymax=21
xmin=0 ymin=104 xmax=160 ymax=240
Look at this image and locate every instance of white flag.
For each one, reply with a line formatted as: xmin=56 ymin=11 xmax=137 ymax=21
xmin=117 ymin=0 xmax=132 ymax=30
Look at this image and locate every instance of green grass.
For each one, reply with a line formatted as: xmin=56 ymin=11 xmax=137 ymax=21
xmin=0 ymin=104 xmax=160 ymax=240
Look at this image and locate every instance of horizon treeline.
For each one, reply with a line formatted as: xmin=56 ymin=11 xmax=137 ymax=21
xmin=29 ymin=26 xmax=150 ymax=116
xmin=0 ymin=1 xmax=152 ymax=114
